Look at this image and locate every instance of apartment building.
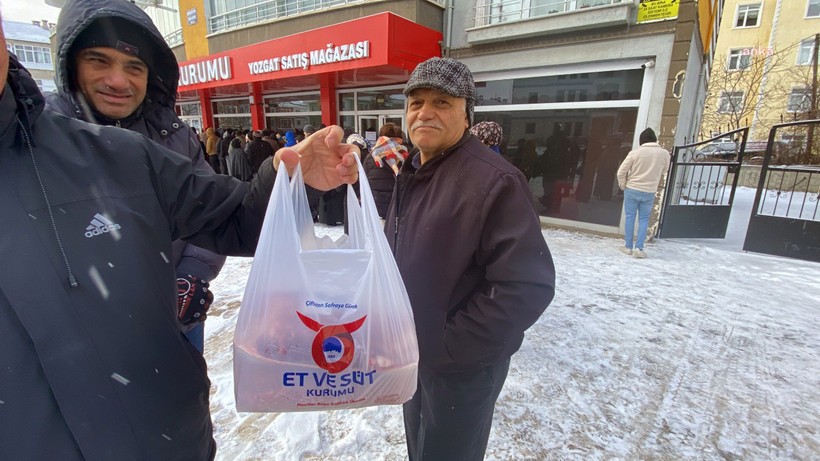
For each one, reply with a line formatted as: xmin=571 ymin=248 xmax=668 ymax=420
xmin=702 ymin=0 xmax=820 ymax=143
xmin=3 ymin=19 xmax=56 ymax=93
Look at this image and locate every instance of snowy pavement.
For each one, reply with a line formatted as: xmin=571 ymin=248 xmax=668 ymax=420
xmin=204 ymin=189 xmax=820 ymax=460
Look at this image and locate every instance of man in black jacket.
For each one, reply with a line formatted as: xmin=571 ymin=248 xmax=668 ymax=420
xmin=246 ymin=129 xmax=275 ymax=175
xmin=45 ymin=0 xmax=225 ymax=353
xmin=0 ymin=16 xmax=357 ymax=458
xmin=386 ymin=57 xmax=556 ymax=461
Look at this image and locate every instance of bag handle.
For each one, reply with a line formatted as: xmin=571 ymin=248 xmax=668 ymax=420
xmin=275 ymin=149 xmax=383 ymax=252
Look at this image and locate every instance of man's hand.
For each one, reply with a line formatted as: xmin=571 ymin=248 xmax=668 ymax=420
xmin=273 ymin=125 xmax=359 ymax=191
xmin=177 ymin=275 xmax=214 ymax=325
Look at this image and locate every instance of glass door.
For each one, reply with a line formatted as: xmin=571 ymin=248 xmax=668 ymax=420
xmin=358 ymin=114 xmax=406 ymax=146
xmin=358 ymin=115 xmax=379 ymax=147
xmin=382 ymin=115 xmax=404 ymax=134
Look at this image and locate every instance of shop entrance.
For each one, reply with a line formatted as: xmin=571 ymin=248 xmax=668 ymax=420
xmin=358 ymin=115 xmax=404 ymax=146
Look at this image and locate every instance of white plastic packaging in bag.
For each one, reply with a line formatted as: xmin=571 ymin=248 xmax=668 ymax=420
xmin=233 ymin=155 xmax=418 ymax=412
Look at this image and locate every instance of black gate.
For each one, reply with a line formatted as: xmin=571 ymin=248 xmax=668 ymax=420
xmin=658 ymin=128 xmax=748 ymax=238
xmin=743 ymin=120 xmax=820 ymax=262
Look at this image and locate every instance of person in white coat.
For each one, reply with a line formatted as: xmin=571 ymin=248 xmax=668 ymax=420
xmin=617 ymin=128 xmax=670 ymax=258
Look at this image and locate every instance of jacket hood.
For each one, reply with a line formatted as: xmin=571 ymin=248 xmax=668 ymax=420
xmin=5 ymin=53 xmax=45 ymax=131
xmin=54 ymin=0 xmax=179 ymax=109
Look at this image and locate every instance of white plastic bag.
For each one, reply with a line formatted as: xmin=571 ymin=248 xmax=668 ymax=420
xmin=233 ymin=155 xmax=418 ymax=412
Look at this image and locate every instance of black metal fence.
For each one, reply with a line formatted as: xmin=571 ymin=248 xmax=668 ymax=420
xmin=743 ymin=120 xmax=820 ymax=262
xmin=658 ymin=128 xmax=748 ymax=238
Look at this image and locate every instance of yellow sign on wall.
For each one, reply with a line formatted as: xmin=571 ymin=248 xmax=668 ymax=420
xmin=179 ymin=0 xmax=209 ymax=60
xmin=637 ymin=0 xmax=680 ymax=24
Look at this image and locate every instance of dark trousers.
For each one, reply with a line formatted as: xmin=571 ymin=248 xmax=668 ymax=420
xmin=207 ymin=155 xmax=221 ymax=174
xmin=403 ymin=358 xmax=511 ymax=461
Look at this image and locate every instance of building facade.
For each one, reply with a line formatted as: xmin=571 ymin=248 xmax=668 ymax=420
xmin=3 ymin=19 xmax=56 ymax=93
xmin=445 ymin=0 xmax=723 ymax=234
xmin=170 ymin=1 xmax=444 ymax=135
xmin=702 ymin=0 xmax=820 ymax=144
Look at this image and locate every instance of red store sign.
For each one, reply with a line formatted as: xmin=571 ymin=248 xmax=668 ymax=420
xmin=177 ymin=12 xmax=442 ymax=91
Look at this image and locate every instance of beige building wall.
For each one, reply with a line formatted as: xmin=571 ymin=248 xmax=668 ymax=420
xmin=703 ymin=0 xmax=820 ymax=142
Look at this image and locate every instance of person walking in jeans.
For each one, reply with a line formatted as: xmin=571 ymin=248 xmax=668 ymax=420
xmin=617 ymin=128 xmax=670 ymax=258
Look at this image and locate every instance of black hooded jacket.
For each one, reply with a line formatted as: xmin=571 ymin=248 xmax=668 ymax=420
xmin=45 ymin=0 xmax=225 ymax=291
xmin=0 ymin=53 xmax=275 ymax=460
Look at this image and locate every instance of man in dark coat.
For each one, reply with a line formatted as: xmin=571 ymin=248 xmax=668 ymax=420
xmin=45 ymin=0 xmax=225 ymax=352
xmin=246 ymin=129 xmax=275 ymax=174
xmin=218 ymin=127 xmax=233 ymax=174
xmin=0 ymin=17 xmax=358 ymax=457
xmin=229 ymin=136 xmax=254 ymax=181
xmin=386 ymin=57 xmax=556 ymax=460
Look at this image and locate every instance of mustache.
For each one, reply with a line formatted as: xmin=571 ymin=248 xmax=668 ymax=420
xmin=411 ymin=121 xmax=443 ymax=131
xmin=94 ymin=85 xmax=135 ymax=97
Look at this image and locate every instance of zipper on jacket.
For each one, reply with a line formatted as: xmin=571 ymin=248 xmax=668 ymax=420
xmin=18 ymin=116 xmax=79 ymax=288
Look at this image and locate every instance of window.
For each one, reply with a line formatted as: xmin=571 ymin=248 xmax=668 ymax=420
xmin=808 ymin=0 xmax=820 ymax=18
xmin=797 ymin=39 xmax=818 ymax=65
xmin=735 ymin=4 xmax=761 ymax=28
xmin=10 ymin=44 xmax=52 ymax=66
xmin=475 ymin=70 xmax=642 ymax=106
xmin=717 ymin=91 xmax=743 ymax=113
xmin=787 ymin=88 xmax=812 ymax=113
xmin=179 ymin=102 xmax=201 ymax=116
xmin=727 ymin=49 xmax=752 ymax=70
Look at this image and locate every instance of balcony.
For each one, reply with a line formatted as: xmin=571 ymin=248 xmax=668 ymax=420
xmin=164 ymin=29 xmax=183 ymax=48
xmin=209 ymin=0 xmax=368 ymax=34
xmin=467 ymin=0 xmax=635 ymax=45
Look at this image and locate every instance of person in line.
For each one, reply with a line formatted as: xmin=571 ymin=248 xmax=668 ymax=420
xmin=616 ymin=127 xmax=671 ymax=258
xmin=217 ymin=127 xmax=234 ymax=174
xmin=0 ymin=14 xmax=358 ymax=456
xmin=261 ymin=128 xmax=280 ymax=152
xmin=386 ymin=57 xmax=556 ymax=461
xmin=229 ymin=133 xmax=253 ymax=181
xmin=366 ymin=122 xmax=408 ymax=219
xmin=284 ymin=129 xmax=297 ymax=147
xmin=206 ymin=126 xmax=220 ymax=169
xmin=45 ymin=0 xmax=225 ymax=353
xmin=192 ymin=126 xmax=206 ymax=161
xmin=246 ymin=129 xmax=275 ymax=176
xmin=469 ymin=120 xmax=503 ymax=154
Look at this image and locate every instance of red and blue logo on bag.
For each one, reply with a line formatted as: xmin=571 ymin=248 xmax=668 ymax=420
xmin=298 ymin=312 xmax=367 ymax=374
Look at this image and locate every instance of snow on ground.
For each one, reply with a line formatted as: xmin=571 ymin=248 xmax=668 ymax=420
xmin=205 ymin=188 xmax=820 ymax=460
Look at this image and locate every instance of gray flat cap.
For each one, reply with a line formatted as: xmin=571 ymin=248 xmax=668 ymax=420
xmin=404 ymin=57 xmax=475 ymax=124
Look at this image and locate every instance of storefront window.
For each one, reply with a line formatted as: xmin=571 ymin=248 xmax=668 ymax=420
xmin=339 ymin=93 xmax=355 ymax=111
xmin=356 ymin=89 xmax=405 ymax=111
xmin=214 ymin=116 xmax=252 ymax=130
xmin=338 ymin=86 xmax=406 ymax=137
xmin=178 ymin=102 xmax=201 ymax=116
xmin=339 ymin=115 xmax=356 ymax=134
xmin=265 ymin=116 xmax=323 ymax=133
xmin=263 ymin=93 xmax=321 ymax=132
xmin=475 ymin=70 xmax=643 ymax=106
xmin=474 ymin=107 xmax=638 ymax=226
xmin=213 ymin=98 xmax=250 ymax=114
xmin=264 ymin=95 xmax=321 ymax=113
